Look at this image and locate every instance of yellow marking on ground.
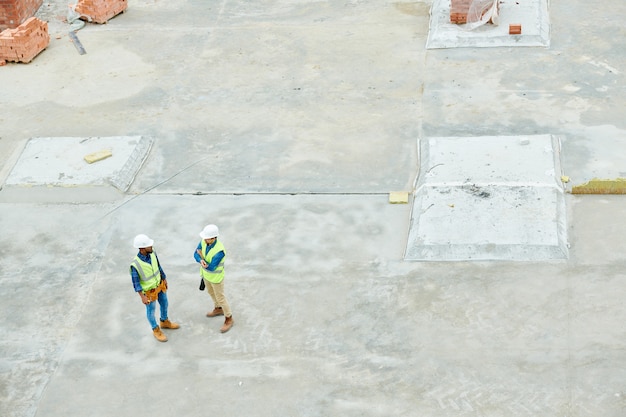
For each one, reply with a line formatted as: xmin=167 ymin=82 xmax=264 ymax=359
xmin=389 ymin=191 xmax=409 ymax=204
xmin=571 ymin=178 xmax=626 ymax=194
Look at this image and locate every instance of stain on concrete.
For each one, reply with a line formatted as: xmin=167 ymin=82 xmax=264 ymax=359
xmin=393 ymin=2 xmax=431 ymax=17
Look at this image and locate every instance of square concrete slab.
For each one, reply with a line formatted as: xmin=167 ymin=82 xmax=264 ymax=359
xmin=427 ymin=0 xmax=550 ymax=49
xmin=405 ymin=134 xmax=568 ymax=261
xmin=0 ymin=136 xmax=153 ymax=203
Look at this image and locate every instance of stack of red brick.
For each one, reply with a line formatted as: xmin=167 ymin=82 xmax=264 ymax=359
xmin=0 ymin=0 xmax=42 ymax=31
xmin=75 ymin=0 xmax=128 ymax=24
xmin=0 ymin=16 xmax=49 ymax=64
xmin=450 ymin=0 xmax=471 ymax=24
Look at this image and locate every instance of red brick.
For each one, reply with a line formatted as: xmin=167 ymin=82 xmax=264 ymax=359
xmin=0 ymin=0 xmax=42 ymax=31
xmin=509 ymin=23 xmax=522 ymax=35
xmin=75 ymin=0 xmax=127 ymax=24
xmin=0 ymin=16 xmax=48 ymax=63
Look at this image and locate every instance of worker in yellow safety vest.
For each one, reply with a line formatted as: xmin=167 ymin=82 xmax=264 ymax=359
xmin=130 ymin=234 xmax=180 ymax=342
xmin=194 ymin=224 xmax=234 ymax=333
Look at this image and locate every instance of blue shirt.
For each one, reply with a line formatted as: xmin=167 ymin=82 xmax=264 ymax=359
xmin=130 ymin=251 xmax=166 ymax=292
xmin=194 ymin=240 xmax=225 ymax=271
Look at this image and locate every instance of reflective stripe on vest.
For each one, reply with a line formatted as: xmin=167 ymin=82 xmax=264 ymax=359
xmin=130 ymin=252 xmax=161 ymax=292
xmin=200 ymin=239 xmax=226 ymax=284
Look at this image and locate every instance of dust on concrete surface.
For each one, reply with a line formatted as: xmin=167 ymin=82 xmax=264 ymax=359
xmin=1 ymin=1 xmax=626 ymax=417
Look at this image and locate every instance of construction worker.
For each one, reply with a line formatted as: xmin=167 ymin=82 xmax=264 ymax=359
xmin=130 ymin=234 xmax=180 ymax=342
xmin=194 ymin=224 xmax=234 ymax=333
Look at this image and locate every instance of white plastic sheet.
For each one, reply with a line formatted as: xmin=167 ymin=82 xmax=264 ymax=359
xmin=463 ymin=0 xmax=499 ymax=30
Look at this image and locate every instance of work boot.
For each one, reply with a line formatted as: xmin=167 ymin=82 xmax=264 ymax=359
xmin=220 ymin=316 xmax=234 ymax=333
xmin=160 ymin=319 xmax=180 ymax=329
xmin=206 ymin=307 xmax=224 ymax=317
xmin=152 ymin=326 xmax=168 ymax=342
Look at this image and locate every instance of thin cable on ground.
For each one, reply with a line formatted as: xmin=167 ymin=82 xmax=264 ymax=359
xmin=94 ymin=154 xmax=215 ymax=222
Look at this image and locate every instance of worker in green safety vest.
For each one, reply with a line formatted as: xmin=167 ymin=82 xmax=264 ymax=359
xmin=130 ymin=234 xmax=180 ymax=342
xmin=194 ymin=224 xmax=234 ymax=333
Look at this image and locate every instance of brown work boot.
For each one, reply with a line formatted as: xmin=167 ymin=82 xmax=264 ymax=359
xmin=152 ymin=326 xmax=168 ymax=342
xmin=206 ymin=307 xmax=224 ymax=317
xmin=220 ymin=316 xmax=234 ymax=333
xmin=160 ymin=319 xmax=180 ymax=329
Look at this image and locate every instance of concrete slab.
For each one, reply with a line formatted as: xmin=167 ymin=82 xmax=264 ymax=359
xmin=406 ymin=135 xmax=568 ymax=261
xmin=0 ymin=136 xmax=152 ymax=203
xmin=427 ymin=0 xmax=550 ymax=49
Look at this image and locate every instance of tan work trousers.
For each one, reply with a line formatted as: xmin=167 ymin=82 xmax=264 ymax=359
xmin=204 ymin=279 xmax=232 ymax=317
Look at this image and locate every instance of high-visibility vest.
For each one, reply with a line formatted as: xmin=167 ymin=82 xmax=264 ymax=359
xmin=200 ymin=239 xmax=226 ymax=284
xmin=130 ymin=253 xmax=162 ymax=292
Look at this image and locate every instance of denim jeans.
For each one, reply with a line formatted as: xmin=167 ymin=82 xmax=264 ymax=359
xmin=145 ymin=290 xmax=169 ymax=329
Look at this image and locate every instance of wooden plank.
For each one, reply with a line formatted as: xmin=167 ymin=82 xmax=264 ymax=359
xmin=84 ymin=150 xmax=113 ymax=164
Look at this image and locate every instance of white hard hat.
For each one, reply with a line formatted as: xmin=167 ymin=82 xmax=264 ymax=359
xmin=199 ymin=224 xmax=219 ymax=239
xmin=133 ymin=234 xmax=154 ymax=249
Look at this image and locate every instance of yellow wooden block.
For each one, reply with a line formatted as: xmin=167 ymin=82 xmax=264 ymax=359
xmin=84 ymin=149 xmax=112 ymax=164
xmin=389 ymin=191 xmax=409 ymax=204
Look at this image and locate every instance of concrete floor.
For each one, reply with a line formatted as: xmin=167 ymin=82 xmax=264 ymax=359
xmin=0 ymin=1 xmax=625 ymax=416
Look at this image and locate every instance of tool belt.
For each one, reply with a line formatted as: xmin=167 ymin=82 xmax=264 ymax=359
xmin=144 ymin=280 xmax=167 ymax=302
